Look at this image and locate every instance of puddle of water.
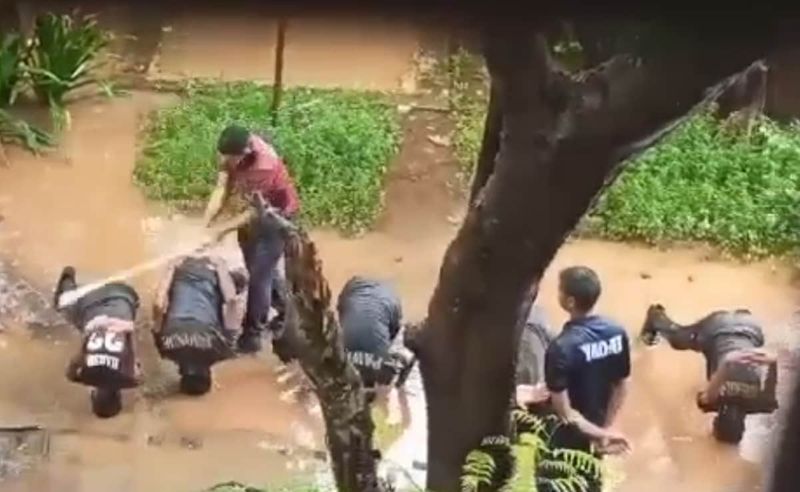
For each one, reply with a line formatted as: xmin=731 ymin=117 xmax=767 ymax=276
xmin=154 ymin=12 xmax=421 ymax=92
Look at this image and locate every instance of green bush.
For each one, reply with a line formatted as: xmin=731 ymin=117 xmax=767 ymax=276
xmin=26 ymin=12 xmax=110 ymax=107
xmin=136 ymin=82 xmax=401 ymax=233
xmin=591 ymin=112 xmax=800 ymax=257
xmin=0 ymin=32 xmax=25 ymax=106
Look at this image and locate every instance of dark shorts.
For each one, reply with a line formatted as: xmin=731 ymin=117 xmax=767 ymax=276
xmin=156 ymin=318 xmax=234 ymax=367
xmin=697 ymin=361 xmax=779 ymax=414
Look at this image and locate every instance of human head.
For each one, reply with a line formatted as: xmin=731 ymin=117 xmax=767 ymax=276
xmin=91 ymin=387 xmax=122 ymax=418
xmin=558 ymin=266 xmax=601 ymax=317
xmin=179 ymin=364 xmax=212 ymax=396
xmin=217 ymin=124 xmax=252 ymax=161
xmin=713 ymin=405 xmax=746 ymax=443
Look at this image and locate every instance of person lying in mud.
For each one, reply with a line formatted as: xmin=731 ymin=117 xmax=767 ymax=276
xmin=152 ymin=251 xmax=248 ymax=396
xmin=336 ymin=276 xmax=416 ymax=401
xmin=53 ymin=267 xmax=141 ymax=419
xmin=640 ymin=304 xmax=779 ymax=443
xmin=204 ymin=124 xmax=301 ymax=354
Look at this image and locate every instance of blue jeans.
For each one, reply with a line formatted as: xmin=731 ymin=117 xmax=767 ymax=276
xmin=238 ymin=227 xmax=286 ymax=336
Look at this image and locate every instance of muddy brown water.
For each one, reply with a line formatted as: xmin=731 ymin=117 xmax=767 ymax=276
xmin=0 ymin=95 xmax=797 ymax=492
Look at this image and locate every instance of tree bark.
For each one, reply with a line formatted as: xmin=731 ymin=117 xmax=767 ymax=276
xmin=412 ymin=22 xmax=773 ymax=492
xmin=281 ymin=227 xmax=385 ymax=492
xmin=468 ymin=83 xmax=502 ymax=204
xmin=271 ymin=18 xmax=287 ymax=126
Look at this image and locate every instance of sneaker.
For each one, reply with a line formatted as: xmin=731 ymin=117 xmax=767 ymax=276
xmin=53 ymin=266 xmax=76 ymax=309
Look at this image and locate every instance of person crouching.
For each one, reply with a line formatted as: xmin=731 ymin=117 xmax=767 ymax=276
xmin=336 ymin=276 xmax=416 ymax=402
xmin=152 ymin=253 xmax=248 ymax=396
xmin=54 ymin=267 xmax=141 ymax=418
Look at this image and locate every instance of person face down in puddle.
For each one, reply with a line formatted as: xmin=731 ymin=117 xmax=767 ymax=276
xmin=203 ymin=125 xmax=301 ymax=355
xmin=640 ymin=304 xmax=779 ymax=443
xmin=152 ymin=252 xmax=248 ymax=396
xmin=54 ymin=267 xmax=141 ymax=419
xmin=336 ymin=276 xmax=416 ymax=403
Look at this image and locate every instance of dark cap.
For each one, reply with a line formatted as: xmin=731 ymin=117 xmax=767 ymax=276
xmin=217 ymin=125 xmax=251 ymax=155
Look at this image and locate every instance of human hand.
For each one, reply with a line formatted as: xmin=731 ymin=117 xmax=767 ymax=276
xmin=516 ymin=384 xmax=550 ymax=406
xmin=596 ymin=429 xmax=631 ymax=456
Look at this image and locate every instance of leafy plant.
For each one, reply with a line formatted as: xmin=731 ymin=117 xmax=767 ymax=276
xmin=590 ymin=110 xmax=800 ymax=258
xmin=25 ymin=11 xmax=110 ymax=107
xmin=0 ymin=32 xmax=25 ymax=106
xmin=448 ymin=49 xmax=489 ymax=178
xmin=136 ymin=82 xmax=401 ymax=234
xmin=0 ymin=108 xmax=55 ymax=153
xmin=461 ymin=409 xmax=603 ymax=492
xmin=443 ymin=47 xmax=799 ymax=258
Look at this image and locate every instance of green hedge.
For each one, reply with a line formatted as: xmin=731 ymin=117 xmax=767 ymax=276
xmin=591 ymin=112 xmax=800 ymax=257
xmin=135 ymin=82 xmax=401 ymax=233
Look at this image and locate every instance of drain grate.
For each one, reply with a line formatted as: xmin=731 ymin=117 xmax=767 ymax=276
xmin=0 ymin=426 xmax=49 ymax=480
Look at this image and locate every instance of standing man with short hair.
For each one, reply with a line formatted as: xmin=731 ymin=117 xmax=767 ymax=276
xmin=542 ymin=266 xmax=631 ymax=492
xmin=204 ymin=124 xmax=300 ymax=354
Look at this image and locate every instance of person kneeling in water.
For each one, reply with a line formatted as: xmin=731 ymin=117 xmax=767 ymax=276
xmin=337 ymin=276 xmax=416 ymax=401
xmin=640 ymin=304 xmax=779 ymax=443
xmin=54 ymin=267 xmax=141 ymax=418
xmin=152 ymin=252 xmax=248 ymax=395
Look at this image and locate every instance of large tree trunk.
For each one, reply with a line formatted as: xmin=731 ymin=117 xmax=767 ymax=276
xmin=280 ymin=227 xmax=385 ymax=492
xmin=468 ymin=83 xmax=502 ymax=204
xmin=410 ymin=22 xmax=773 ymax=492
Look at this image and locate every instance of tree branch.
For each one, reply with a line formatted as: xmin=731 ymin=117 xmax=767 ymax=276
xmin=281 ymin=229 xmax=386 ymax=492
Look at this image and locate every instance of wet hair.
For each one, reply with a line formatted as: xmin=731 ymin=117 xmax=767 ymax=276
xmin=217 ymin=124 xmax=251 ymax=155
xmin=559 ymin=266 xmax=602 ymax=312
xmin=179 ymin=365 xmax=212 ymax=396
xmin=91 ymin=388 xmax=122 ymax=418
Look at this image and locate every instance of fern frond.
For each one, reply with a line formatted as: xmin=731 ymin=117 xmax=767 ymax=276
xmin=461 ymin=449 xmax=497 ymax=492
xmin=551 ymin=449 xmax=602 ymax=480
xmin=543 ymin=475 xmax=590 ymax=492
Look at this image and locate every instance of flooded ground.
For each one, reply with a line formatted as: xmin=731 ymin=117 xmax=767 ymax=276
xmin=1 ymin=95 xmax=796 ymax=492
xmin=0 ymin=12 xmax=797 ymax=490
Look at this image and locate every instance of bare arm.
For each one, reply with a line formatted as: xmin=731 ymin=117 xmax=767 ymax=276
xmin=203 ymin=171 xmax=232 ymax=227
xmin=550 ymin=390 xmax=614 ymax=441
xmin=210 ymin=255 xmax=247 ymax=335
xmin=152 ymin=259 xmax=179 ymax=332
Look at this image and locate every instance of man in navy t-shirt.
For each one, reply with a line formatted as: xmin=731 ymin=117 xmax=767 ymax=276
xmin=543 ymin=266 xmax=631 ymax=491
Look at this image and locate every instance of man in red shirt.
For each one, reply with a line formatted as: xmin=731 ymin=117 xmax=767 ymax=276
xmin=204 ymin=124 xmax=300 ymax=353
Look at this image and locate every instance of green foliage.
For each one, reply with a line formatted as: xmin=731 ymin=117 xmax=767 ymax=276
xmin=448 ymin=49 xmax=488 ymax=176
xmin=443 ymin=46 xmax=798 ymax=258
xmin=136 ymin=82 xmax=401 ymax=233
xmin=461 ymin=409 xmax=603 ymax=492
xmin=591 ymin=111 xmax=800 ymax=258
xmin=25 ymin=11 xmax=110 ymax=107
xmin=0 ymin=108 xmax=55 ymax=152
xmin=0 ymin=32 xmax=25 ymax=106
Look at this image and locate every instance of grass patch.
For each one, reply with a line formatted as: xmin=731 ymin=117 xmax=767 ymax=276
xmin=590 ymin=111 xmax=800 ymax=258
xmin=441 ymin=50 xmax=799 ymax=258
xmin=136 ymin=82 xmax=401 ymax=234
xmin=448 ymin=50 xmax=488 ymax=176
